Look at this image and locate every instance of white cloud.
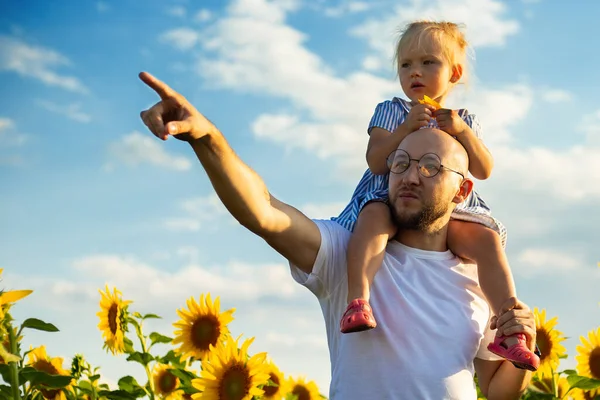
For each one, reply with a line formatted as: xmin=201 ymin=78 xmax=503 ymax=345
xmin=0 ymin=36 xmax=89 ymax=94
xmin=105 ymin=131 xmax=192 ymax=171
xmin=163 ymin=194 xmax=233 ymax=232
xmin=0 ymin=117 xmax=27 ymax=146
xmin=351 ymin=0 xmax=519 ymax=70
xmin=160 ymin=28 xmax=200 ymax=51
xmin=195 ymin=9 xmax=213 ymax=22
xmin=540 ymin=88 xmax=572 ymax=103
xmin=265 ymin=332 xmax=327 ymax=348
xmin=516 ymin=248 xmax=584 ymax=277
xmin=69 ymin=254 xmax=301 ymax=302
xmin=580 ymin=109 xmax=600 ymax=145
xmin=167 ymin=6 xmax=186 ymax=17
xmin=323 ymin=1 xmax=371 ymax=17
xmin=299 ymin=202 xmax=347 ymax=220
xmin=37 ymin=100 xmax=92 ymax=123
xmin=362 ymin=55 xmax=383 ymax=71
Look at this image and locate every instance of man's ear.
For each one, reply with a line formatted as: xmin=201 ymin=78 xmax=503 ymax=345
xmin=452 ymin=177 xmax=473 ymax=204
xmin=450 ymin=64 xmax=463 ymax=83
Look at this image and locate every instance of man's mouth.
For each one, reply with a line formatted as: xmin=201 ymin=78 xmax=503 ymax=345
xmin=398 ymin=191 xmax=419 ymax=199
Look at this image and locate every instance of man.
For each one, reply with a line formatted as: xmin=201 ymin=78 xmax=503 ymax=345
xmin=138 ymin=72 xmax=536 ymax=399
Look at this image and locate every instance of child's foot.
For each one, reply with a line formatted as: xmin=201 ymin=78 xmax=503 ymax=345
xmin=340 ymin=298 xmax=377 ymax=334
xmin=487 ymin=333 xmax=540 ymax=371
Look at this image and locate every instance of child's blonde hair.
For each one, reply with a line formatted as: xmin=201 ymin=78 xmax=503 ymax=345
xmin=394 ymin=21 xmax=470 ymax=81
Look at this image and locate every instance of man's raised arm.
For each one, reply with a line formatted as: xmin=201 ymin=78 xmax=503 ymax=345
xmin=138 ymin=72 xmax=321 ymax=273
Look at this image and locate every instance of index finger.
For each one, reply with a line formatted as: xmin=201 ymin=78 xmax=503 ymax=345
xmin=139 ymin=71 xmax=177 ymax=100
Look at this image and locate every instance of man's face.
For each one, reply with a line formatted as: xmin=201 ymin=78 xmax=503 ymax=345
xmin=388 ymin=131 xmax=465 ymax=232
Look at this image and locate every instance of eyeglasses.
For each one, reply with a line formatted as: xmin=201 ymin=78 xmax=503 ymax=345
xmin=386 ymin=149 xmax=465 ymax=179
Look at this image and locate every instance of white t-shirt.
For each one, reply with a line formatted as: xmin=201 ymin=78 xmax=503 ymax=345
xmin=290 ymin=220 xmax=502 ymax=400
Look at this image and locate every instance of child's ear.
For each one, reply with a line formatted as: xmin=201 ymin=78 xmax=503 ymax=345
xmin=450 ymin=64 xmax=463 ymax=83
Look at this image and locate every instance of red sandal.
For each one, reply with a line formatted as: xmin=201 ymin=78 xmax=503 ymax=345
xmin=487 ymin=333 xmax=540 ymax=371
xmin=340 ymin=299 xmax=377 ymax=334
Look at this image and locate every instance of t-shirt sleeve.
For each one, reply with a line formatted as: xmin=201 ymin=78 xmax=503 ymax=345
xmin=368 ymin=100 xmax=402 ymax=134
xmin=460 ymin=111 xmax=484 ymax=140
xmin=289 ymin=220 xmax=350 ymax=299
xmin=475 ymin=316 xmax=504 ymax=361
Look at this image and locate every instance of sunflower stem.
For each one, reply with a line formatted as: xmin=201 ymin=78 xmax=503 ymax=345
xmin=133 ymin=318 xmax=155 ymax=399
xmin=8 ymin=322 xmax=22 ymax=400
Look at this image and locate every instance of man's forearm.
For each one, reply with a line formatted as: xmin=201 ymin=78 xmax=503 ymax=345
xmin=487 ymin=362 xmax=531 ymax=400
xmin=189 ymin=130 xmax=279 ymax=235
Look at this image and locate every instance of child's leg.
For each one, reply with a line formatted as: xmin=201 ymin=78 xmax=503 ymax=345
xmin=447 ymin=220 xmax=516 ymax=318
xmin=341 ymin=201 xmax=397 ymax=333
xmin=448 ymin=220 xmax=539 ymax=370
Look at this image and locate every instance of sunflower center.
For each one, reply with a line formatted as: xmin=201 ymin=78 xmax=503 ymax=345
xmin=108 ymin=303 xmax=119 ymax=335
xmin=33 ymin=359 xmax=59 ymax=375
xmin=33 ymin=360 xmax=61 ymax=399
xmin=263 ymin=373 xmax=280 ymax=396
xmin=536 ymin=328 xmax=552 ymax=361
xmin=292 ymin=384 xmax=311 ymax=400
xmin=191 ymin=315 xmax=220 ymax=350
xmin=158 ymin=370 xmax=178 ymax=394
xmin=589 ymin=346 xmax=600 ymax=379
xmin=218 ymin=363 xmax=250 ymax=400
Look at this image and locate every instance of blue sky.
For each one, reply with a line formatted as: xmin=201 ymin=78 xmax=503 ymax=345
xmin=1 ymin=0 xmax=599 ymax=393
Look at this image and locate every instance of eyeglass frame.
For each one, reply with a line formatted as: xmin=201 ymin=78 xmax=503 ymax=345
xmin=386 ymin=149 xmax=465 ymax=179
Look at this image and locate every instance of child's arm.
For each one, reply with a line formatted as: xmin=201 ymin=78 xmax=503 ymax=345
xmin=367 ymin=103 xmax=437 ymax=175
xmin=435 ymin=109 xmax=493 ymax=180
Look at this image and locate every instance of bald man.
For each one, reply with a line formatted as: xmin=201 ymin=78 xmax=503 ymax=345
xmin=138 ymin=72 xmax=536 ymax=400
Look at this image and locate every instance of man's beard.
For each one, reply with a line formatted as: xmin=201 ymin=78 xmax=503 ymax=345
xmin=390 ymin=197 xmax=449 ymax=232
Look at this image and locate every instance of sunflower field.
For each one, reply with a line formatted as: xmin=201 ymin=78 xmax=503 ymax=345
xmin=1 ymin=266 xmax=599 ymax=400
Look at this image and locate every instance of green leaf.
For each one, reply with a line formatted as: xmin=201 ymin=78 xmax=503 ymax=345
xmin=21 ymin=318 xmax=59 ymax=332
xmin=123 ymin=337 xmax=135 ymax=353
xmin=158 ymin=350 xmax=186 ymax=368
xmin=142 ymin=313 xmax=161 ymax=320
xmin=567 ymin=374 xmax=600 ymax=390
xmin=90 ymin=374 xmax=101 ymax=382
xmin=131 ymin=312 xmax=143 ymax=319
xmin=20 ymin=367 xmax=73 ymax=388
xmin=169 ymin=368 xmax=197 ymax=385
xmin=149 ymin=332 xmax=172 ymax=346
xmin=560 ymin=369 xmax=578 ymax=375
xmin=126 ymin=351 xmax=154 ymax=366
xmin=76 ymin=380 xmax=94 ymax=394
xmin=0 ymin=364 xmax=12 ymax=383
xmin=118 ymin=375 xmax=144 ymax=393
xmin=97 ymin=389 xmax=142 ymax=400
xmin=0 ymin=385 xmax=12 ymax=397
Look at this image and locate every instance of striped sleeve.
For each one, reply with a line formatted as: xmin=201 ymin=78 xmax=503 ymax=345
xmin=459 ymin=111 xmax=484 ymax=140
xmin=367 ymin=100 xmax=401 ymax=134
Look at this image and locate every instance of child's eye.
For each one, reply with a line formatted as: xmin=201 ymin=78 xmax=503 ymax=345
xmin=400 ymin=62 xmax=410 ymax=68
xmin=423 ymin=60 xmax=435 ymax=65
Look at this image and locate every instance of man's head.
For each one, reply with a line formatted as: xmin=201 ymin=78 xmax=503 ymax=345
xmin=387 ymin=128 xmax=473 ymax=233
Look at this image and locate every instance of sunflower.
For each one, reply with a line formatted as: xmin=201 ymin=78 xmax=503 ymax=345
xmin=191 ymin=336 xmax=270 ymax=400
xmin=262 ymin=360 xmax=288 ymax=399
xmin=569 ymin=387 xmax=598 ymax=400
xmin=27 ymin=345 xmax=73 ymax=400
xmin=285 ymin=376 xmax=322 ymax=400
xmin=173 ymin=293 xmax=235 ymax=361
xmin=153 ymin=363 xmax=185 ymax=400
xmin=575 ymin=327 xmax=600 ymax=398
xmin=531 ymin=373 xmax=570 ymax=398
xmin=97 ymin=285 xmax=131 ymax=355
xmin=0 ymin=267 xmax=33 ymax=321
xmin=533 ymin=308 xmax=567 ymax=379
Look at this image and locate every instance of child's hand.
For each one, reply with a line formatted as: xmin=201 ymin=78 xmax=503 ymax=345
xmin=434 ymin=109 xmax=468 ymax=136
xmin=404 ymin=104 xmax=436 ymax=133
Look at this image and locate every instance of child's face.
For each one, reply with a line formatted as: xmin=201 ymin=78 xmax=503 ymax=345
xmin=398 ymin=35 xmax=455 ymax=104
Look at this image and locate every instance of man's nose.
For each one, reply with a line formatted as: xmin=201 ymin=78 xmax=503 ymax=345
xmin=402 ymin=162 xmax=421 ymax=184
